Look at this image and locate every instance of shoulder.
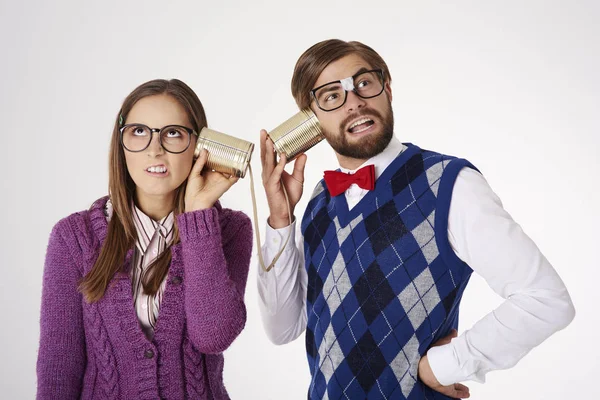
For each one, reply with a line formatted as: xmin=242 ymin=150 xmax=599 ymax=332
xmin=49 ymin=196 xmax=108 ymax=260
xmin=407 ymin=144 xmax=479 ymax=183
xmin=309 ymin=179 xmax=328 ymax=202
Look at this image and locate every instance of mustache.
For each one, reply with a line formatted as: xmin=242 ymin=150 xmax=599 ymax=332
xmin=340 ymin=108 xmax=384 ymax=132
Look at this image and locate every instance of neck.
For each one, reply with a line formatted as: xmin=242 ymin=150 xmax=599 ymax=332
xmin=336 ymin=153 xmax=368 ymax=170
xmin=135 ymin=191 xmax=175 ymax=220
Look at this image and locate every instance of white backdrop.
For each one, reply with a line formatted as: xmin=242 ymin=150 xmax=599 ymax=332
xmin=1 ymin=0 xmax=598 ymax=398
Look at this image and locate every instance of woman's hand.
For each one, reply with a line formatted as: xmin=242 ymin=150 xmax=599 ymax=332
xmin=184 ymin=149 xmax=239 ymax=212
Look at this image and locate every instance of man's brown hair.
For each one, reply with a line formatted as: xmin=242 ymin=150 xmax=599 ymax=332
xmin=291 ymin=39 xmax=392 ymax=110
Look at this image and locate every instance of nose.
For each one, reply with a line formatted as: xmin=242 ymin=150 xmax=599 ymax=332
xmin=147 ymin=131 xmax=164 ymax=157
xmin=344 ymin=90 xmax=366 ymax=113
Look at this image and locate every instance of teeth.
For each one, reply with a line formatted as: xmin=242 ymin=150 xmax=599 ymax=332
xmin=349 ymin=118 xmax=372 ymax=129
xmin=147 ymin=166 xmax=167 ymax=173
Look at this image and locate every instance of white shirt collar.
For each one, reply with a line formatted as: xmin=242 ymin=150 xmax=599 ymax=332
xmin=339 ymin=136 xmax=406 ymax=179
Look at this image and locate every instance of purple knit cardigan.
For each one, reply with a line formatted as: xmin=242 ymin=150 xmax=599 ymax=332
xmin=37 ymin=197 xmax=253 ymax=399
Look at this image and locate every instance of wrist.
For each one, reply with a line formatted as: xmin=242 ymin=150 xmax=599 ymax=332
xmin=186 ymin=201 xmax=214 ymax=212
xmin=419 ymin=355 xmax=441 ymax=387
xmin=268 ymin=215 xmax=292 ymax=229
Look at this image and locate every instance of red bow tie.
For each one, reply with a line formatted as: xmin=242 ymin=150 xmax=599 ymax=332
xmin=323 ymin=164 xmax=375 ymax=197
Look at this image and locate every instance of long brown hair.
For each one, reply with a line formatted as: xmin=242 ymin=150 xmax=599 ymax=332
xmin=291 ymin=39 xmax=392 ymax=110
xmin=80 ymin=79 xmax=207 ymax=303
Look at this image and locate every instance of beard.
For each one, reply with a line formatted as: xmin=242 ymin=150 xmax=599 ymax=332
xmin=323 ymin=100 xmax=394 ymax=160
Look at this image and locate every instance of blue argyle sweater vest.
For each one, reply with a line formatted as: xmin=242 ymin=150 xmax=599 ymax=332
xmin=300 ymin=143 xmax=478 ymax=400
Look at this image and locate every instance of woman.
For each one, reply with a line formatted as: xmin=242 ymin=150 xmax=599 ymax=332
xmin=37 ymin=79 xmax=252 ymax=399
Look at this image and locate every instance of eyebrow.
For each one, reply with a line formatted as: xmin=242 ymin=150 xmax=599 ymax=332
xmin=316 ymin=84 xmax=342 ymax=94
xmin=312 ymin=67 xmax=373 ymax=92
xmin=352 ymin=67 xmax=371 ymax=77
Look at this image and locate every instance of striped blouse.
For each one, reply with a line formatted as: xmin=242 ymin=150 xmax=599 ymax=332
xmin=105 ymin=199 xmax=174 ymax=339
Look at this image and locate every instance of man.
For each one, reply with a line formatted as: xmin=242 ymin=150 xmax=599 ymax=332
xmin=257 ymin=39 xmax=574 ymax=399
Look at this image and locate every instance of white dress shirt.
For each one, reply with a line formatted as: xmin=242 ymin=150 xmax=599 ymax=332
xmin=257 ymin=137 xmax=575 ymax=385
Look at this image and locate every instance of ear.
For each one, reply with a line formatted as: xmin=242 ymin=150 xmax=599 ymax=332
xmin=384 ymin=81 xmax=393 ymax=102
xmin=308 ymin=101 xmax=321 ymax=117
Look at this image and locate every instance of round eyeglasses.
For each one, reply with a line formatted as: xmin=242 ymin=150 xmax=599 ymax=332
xmin=311 ymin=69 xmax=385 ymax=112
xmin=119 ymin=124 xmax=198 ymax=154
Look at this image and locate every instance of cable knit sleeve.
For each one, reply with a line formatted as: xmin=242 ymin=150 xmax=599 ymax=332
xmin=177 ymin=207 xmax=252 ymax=354
xmin=37 ymin=219 xmax=86 ymax=399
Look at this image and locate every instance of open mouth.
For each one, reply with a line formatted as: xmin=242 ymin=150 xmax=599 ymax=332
xmin=348 ymin=118 xmax=375 ymax=134
xmin=146 ymin=165 xmax=168 ymax=175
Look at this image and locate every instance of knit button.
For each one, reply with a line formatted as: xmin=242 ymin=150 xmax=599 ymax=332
xmin=144 ymin=349 xmax=154 ymax=359
xmin=171 ymin=276 xmax=182 ymax=285
xmin=141 ymin=302 xmax=148 ymax=310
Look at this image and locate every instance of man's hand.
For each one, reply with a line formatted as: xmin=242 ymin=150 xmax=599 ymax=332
xmin=418 ymin=329 xmax=470 ymax=398
xmin=259 ymin=129 xmax=307 ymax=228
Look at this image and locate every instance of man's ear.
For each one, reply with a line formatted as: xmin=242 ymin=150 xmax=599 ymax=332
xmin=384 ymin=81 xmax=393 ymax=102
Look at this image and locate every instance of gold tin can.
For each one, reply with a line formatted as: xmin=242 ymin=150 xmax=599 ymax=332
xmin=194 ymin=127 xmax=254 ymax=178
xmin=267 ymin=109 xmax=324 ymax=162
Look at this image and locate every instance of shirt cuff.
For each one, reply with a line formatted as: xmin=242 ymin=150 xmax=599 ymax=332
xmin=261 ymin=219 xmax=297 ymax=275
xmin=265 ymin=219 xmax=295 ymax=246
xmin=426 ymin=343 xmax=463 ymax=386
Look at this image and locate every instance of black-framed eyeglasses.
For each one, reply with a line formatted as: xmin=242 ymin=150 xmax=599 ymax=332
xmin=311 ymin=69 xmax=385 ymax=112
xmin=119 ymin=124 xmax=198 ymax=154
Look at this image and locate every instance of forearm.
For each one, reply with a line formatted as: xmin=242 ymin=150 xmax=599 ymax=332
xmin=257 ymin=220 xmax=307 ymax=345
xmin=178 ymin=208 xmax=252 ymax=353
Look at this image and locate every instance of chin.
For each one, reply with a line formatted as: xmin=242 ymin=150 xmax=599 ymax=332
xmin=138 ymin=183 xmax=179 ymax=198
xmin=347 ymin=129 xmax=383 ymax=143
